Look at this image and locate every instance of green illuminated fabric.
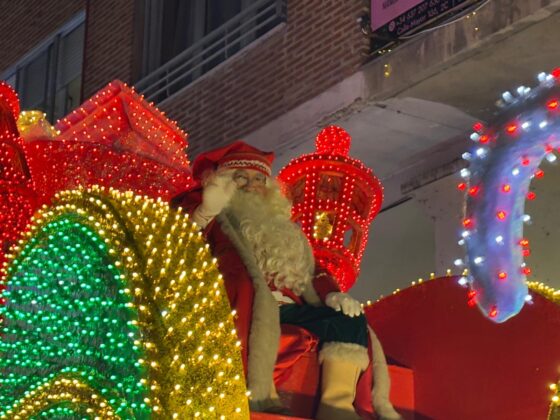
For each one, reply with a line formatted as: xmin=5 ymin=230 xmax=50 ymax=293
xmin=0 ymin=215 xmax=149 ymax=418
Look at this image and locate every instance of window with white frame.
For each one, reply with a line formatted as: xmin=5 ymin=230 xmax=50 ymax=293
xmin=136 ymin=0 xmax=287 ymax=102
xmin=2 ymin=12 xmax=85 ymax=123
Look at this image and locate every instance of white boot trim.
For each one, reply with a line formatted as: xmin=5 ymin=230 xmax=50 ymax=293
xmin=319 ymin=342 xmax=370 ymax=371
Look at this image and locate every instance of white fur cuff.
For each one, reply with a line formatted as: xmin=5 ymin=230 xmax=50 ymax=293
xmin=319 ymin=342 xmax=370 ymax=371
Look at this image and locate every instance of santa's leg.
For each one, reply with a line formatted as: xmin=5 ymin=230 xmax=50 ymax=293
xmin=317 ymin=341 xmax=369 ymax=420
xmin=280 ymin=304 xmax=369 ymax=419
xmin=368 ymin=326 xmax=402 ymax=419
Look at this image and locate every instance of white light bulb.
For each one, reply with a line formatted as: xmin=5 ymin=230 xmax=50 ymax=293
xmin=524 ymin=294 xmax=533 ymax=303
xmin=462 ymin=230 xmax=470 ymax=238
xmin=462 ymin=152 xmax=472 ymax=160
xmin=512 ymin=168 xmax=520 ymax=176
xmin=473 ymin=256 xmax=484 ymax=265
xmin=516 ymin=86 xmax=525 ymax=95
xmin=521 ymin=122 xmax=531 ymax=130
xmin=539 ymin=120 xmax=548 ymax=129
xmin=458 ymin=239 xmax=465 ymax=246
xmin=476 ymin=147 xmax=487 ymax=158
xmin=502 ymin=91 xmax=514 ymax=102
xmin=495 ymin=235 xmax=504 ymax=244
xmin=537 ymin=72 xmax=547 ymax=82
xmin=546 ymin=153 xmax=557 ymax=163
xmin=522 ymin=214 xmax=531 ymax=223
xmin=470 ymin=133 xmax=480 ymax=141
xmin=458 ymin=277 xmax=468 ymax=286
xmin=460 ymin=168 xmax=471 ymax=178
xmin=454 ymin=258 xmax=464 ymax=266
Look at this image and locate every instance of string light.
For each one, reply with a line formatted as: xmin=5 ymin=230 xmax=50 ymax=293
xmin=458 ymin=68 xmax=560 ymax=322
xmin=0 ymin=187 xmax=248 ymax=418
xmin=0 ymin=80 xmax=195 ymax=287
xmin=22 ymin=80 xmax=194 ymax=205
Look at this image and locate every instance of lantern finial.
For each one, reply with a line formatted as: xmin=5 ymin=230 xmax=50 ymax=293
xmin=316 ymin=125 xmax=351 ymax=156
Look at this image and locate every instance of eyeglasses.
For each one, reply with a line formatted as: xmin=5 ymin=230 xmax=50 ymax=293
xmin=233 ymin=171 xmax=267 ymax=188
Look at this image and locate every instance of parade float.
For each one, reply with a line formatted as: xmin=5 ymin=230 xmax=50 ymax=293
xmin=0 ymin=69 xmax=559 ymax=419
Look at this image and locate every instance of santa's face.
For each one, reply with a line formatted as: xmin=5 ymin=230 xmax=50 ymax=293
xmin=231 ymin=169 xmax=268 ymax=195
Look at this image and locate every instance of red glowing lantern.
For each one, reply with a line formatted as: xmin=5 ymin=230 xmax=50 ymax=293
xmin=278 ymin=126 xmax=383 ymax=291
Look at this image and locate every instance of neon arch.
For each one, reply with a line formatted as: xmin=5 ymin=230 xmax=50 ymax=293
xmin=461 ymin=68 xmax=560 ymax=323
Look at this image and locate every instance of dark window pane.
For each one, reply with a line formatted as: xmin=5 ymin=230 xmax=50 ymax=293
xmin=58 ymin=23 xmax=84 ymax=88
xmin=21 ymin=48 xmax=51 ymax=110
xmin=161 ymin=0 xmax=195 ymax=64
xmin=206 ymin=0 xmax=242 ymax=32
xmin=53 ymin=75 xmax=81 ymax=121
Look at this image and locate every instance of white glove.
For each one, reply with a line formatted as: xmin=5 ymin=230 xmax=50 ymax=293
xmin=325 ymin=292 xmax=363 ymax=317
xmin=193 ymin=170 xmax=237 ymax=228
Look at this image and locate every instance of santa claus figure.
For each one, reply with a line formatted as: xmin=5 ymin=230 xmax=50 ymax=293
xmin=172 ymin=141 xmax=400 ymax=420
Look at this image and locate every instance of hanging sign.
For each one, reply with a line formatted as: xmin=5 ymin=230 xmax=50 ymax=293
xmin=371 ymin=0 xmax=472 ymax=35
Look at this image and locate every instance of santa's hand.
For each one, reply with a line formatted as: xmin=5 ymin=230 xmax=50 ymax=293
xmin=325 ymin=292 xmax=363 ymax=317
xmin=200 ymin=170 xmax=237 ymax=215
xmin=193 ymin=170 xmax=237 ymax=228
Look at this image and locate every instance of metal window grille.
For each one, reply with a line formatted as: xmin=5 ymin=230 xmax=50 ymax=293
xmin=135 ymin=0 xmax=287 ymax=103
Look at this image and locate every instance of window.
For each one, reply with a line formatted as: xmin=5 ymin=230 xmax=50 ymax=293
xmin=137 ymin=0 xmax=287 ymax=102
xmin=2 ymin=12 xmax=85 ymax=123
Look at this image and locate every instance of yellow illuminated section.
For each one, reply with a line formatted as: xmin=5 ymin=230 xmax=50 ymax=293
xmin=3 ymin=186 xmax=248 ymax=419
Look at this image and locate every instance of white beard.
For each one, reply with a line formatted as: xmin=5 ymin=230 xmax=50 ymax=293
xmin=224 ymin=182 xmax=315 ymax=295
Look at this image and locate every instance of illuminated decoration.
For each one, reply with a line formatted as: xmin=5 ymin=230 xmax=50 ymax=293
xmin=278 ymin=126 xmax=383 ymax=291
xmin=460 ymin=68 xmax=560 ymax=322
xmin=0 ymin=187 xmax=248 ymax=418
xmin=0 ymin=83 xmax=37 ymax=282
xmin=16 ymin=110 xmax=59 ymax=139
xmin=0 ymin=80 xmax=195 ymax=283
xmin=22 ymin=80 xmax=193 ymax=204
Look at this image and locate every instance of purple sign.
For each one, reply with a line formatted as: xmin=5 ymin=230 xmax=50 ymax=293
xmin=370 ymin=0 xmax=471 ymax=37
xmin=371 ymin=0 xmax=424 ymax=31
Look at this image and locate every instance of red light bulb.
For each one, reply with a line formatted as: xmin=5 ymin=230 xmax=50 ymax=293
xmin=546 ymin=99 xmax=559 ymax=110
xmin=506 ymin=123 xmax=518 ymax=134
xmin=472 ymin=122 xmax=484 ymax=132
xmin=535 ymin=169 xmax=544 ymax=178
xmin=468 ymin=186 xmax=480 ymax=196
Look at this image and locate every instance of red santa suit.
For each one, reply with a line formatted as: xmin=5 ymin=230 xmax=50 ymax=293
xmin=171 ymin=188 xmax=343 ymax=370
xmin=171 ymin=141 xmax=400 ymax=419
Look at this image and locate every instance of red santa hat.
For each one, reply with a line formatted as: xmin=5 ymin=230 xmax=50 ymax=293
xmin=192 ymin=140 xmax=275 ymax=180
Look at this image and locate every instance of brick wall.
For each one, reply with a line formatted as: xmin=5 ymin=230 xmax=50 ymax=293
xmin=0 ymin=0 xmax=369 ymax=159
xmin=159 ymin=0 xmax=370 ymax=157
xmin=0 ymin=1 xmax=85 ymax=73
xmin=82 ymin=0 xmax=139 ymax=98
